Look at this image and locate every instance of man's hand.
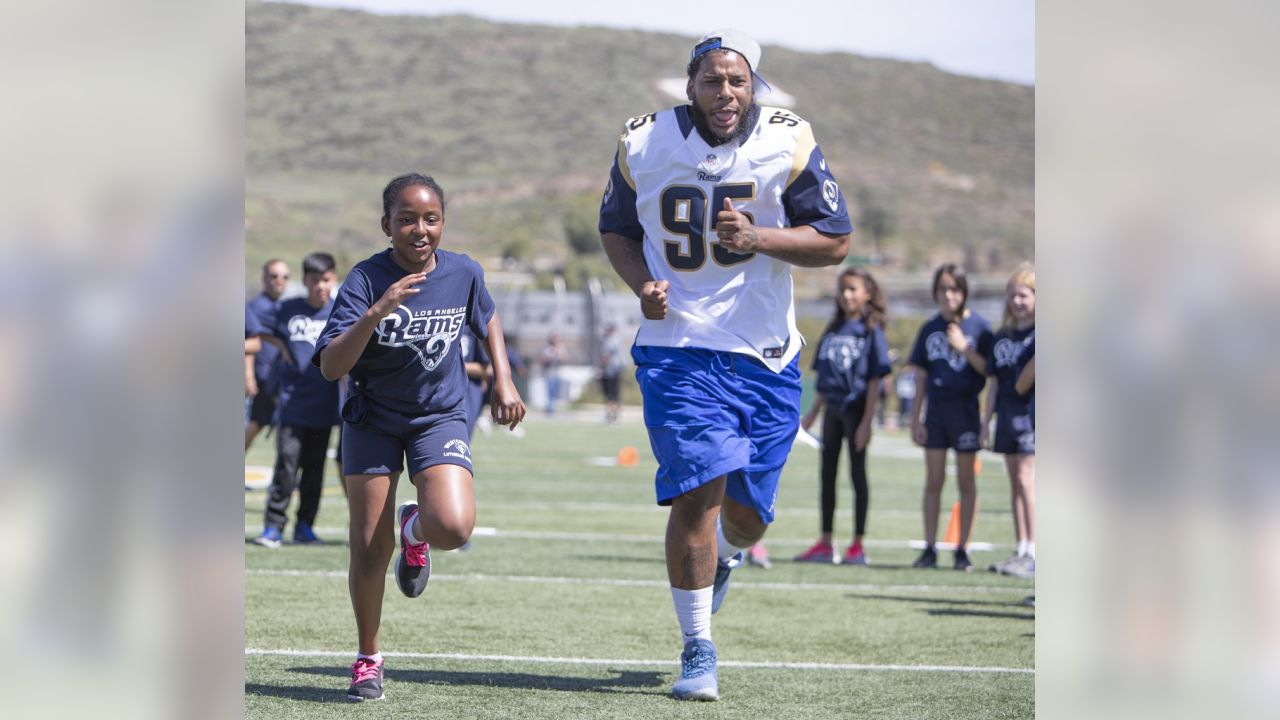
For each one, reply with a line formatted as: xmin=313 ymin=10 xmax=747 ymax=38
xmin=715 ymin=197 xmax=759 ymax=253
xmin=641 ymin=280 xmax=669 ymax=320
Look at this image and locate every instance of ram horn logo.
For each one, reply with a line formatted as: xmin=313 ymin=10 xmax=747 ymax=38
xmin=375 ymin=305 xmax=456 ymax=372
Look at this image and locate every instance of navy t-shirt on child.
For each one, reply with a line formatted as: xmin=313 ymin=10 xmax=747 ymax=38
xmin=811 ymin=319 xmax=893 ymax=413
xmin=908 ymin=312 xmax=994 ymax=398
xmin=270 ymin=297 xmax=340 ymax=428
xmin=313 ymin=249 xmax=495 ymax=429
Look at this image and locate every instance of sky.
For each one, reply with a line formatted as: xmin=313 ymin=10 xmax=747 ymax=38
xmin=277 ymin=0 xmax=1035 ymax=85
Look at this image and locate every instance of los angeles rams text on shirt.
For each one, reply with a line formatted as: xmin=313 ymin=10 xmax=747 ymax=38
xmin=375 ymin=305 xmax=467 ymax=372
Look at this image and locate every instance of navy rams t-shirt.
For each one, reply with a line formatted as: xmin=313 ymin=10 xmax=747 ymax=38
xmin=811 ymin=318 xmax=892 ymax=412
xmin=270 ymin=297 xmax=340 ymax=428
xmin=987 ymin=326 xmax=1035 ymax=417
xmin=908 ymin=312 xmax=994 ymax=398
xmin=313 ymin=249 xmax=495 ymax=427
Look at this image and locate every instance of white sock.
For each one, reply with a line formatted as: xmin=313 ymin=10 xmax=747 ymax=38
xmin=671 ymin=586 xmax=712 ymax=642
xmin=1016 ymin=539 xmax=1028 ymax=557
xmin=715 ymin=516 xmax=745 ymax=566
xmin=405 ymin=511 xmax=425 ymax=545
xmin=1025 ymin=542 xmax=1035 ymax=559
xmin=357 ymin=652 xmax=382 ymax=663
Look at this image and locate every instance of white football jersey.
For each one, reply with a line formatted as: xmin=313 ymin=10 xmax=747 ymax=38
xmin=600 ymin=104 xmax=851 ymax=372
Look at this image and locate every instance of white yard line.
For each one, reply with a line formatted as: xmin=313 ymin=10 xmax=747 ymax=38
xmin=245 ymin=524 xmax=1002 ymax=550
xmin=245 ymin=647 xmax=1032 ymax=674
xmin=246 ymin=569 xmax=1031 ymax=595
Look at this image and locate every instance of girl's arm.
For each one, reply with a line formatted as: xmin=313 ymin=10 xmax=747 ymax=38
xmin=910 ymin=366 xmax=929 ymax=446
xmin=855 ymin=377 xmax=881 ymax=451
xmin=946 ymin=324 xmax=987 ymax=374
xmin=319 ymin=272 xmax=426 ymax=381
xmin=484 ymin=312 xmax=526 ymax=430
xmin=1015 ymin=356 xmax=1035 ymax=396
xmin=981 ymin=377 xmax=998 ymax=449
xmin=801 ymin=393 xmax=825 ymax=431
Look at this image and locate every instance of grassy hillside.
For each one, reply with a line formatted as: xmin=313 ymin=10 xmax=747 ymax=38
xmin=246 ymin=2 xmax=1033 ymax=290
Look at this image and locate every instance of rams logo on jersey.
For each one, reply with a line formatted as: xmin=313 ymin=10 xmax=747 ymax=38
xmin=819 ymin=335 xmax=866 ymax=372
xmin=822 ymin=179 xmax=840 ymax=213
xmin=376 ymin=304 xmax=466 ymax=372
xmin=925 ymin=332 xmax=968 ymax=371
xmin=993 ymin=338 xmax=1024 ymax=368
xmin=286 ymin=314 xmax=326 ymax=345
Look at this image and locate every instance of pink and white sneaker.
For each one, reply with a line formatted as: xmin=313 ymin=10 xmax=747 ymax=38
xmin=347 ymin=656 xmax=384 ymax=701
xmin=395 ymin=501 xmax=431 ymax=598
xmin=746 ymin=543 xmax=772 ymax=569
xmin=842 ymin=543 xmax=869 ymax=566
xmin=793 ymin=540 xmax=835 ymax=564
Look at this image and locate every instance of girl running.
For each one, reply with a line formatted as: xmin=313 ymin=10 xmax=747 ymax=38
xmin=313 ymin=173 xmax=526 ymax=701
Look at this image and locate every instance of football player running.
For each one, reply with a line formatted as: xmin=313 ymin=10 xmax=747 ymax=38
xmin=598 ymin=29 xmax=852 ymax=701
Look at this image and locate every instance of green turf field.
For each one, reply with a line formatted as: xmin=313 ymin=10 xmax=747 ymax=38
xmin=245 ymin=415 xmax=1034 ymax=718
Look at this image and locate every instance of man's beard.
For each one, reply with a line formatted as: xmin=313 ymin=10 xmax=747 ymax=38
xmin=690 ymin=98 xmax=760 ymax=147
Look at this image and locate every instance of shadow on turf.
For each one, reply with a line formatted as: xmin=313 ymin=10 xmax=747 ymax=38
xmin=850 ymin=594 xmax=1032 ymax=609
xmin=247 ymin=666 xmax=669 ymax=702
xmin=924 ymin=607 xmax=1035 ymax=621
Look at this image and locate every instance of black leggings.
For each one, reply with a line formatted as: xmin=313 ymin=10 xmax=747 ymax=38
xmin=819 ymin=397 xmax=869 ymax=537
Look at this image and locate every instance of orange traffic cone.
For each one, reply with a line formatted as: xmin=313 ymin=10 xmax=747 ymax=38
xmin=617 ymin=446 xmax=639 ymax=467
xmin=942 ymin=501 xmax=962 ymax=546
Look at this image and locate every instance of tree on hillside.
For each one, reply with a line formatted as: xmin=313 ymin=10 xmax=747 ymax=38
xmin=564 ymin=203 xmax=603 ymax=257
xmin=855 ymin=187 xmax=895 ymax=262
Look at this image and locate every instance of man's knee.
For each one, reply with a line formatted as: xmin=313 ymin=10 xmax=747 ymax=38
xmin=721 ymin=498 xmax=766 ymax=546
xmin=670 ymin=477 xmax=726 ymax=519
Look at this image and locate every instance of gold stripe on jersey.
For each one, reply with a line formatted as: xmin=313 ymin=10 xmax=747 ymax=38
xmin=616 ymin=137 xmax=636 ymax=192
xmin=786 ymin=123 xmax=817 ymax=189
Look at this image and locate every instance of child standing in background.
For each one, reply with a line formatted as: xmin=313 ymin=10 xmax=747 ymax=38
xmin=908 ymin=263 xmax=994 ymax=571
xmin=983 ymin=265 xmax=1036 ymax=577
xmin=253 ymin=252 xmax=340 ymax=548
xmin=795 ymin=268 xmax=892 ymax=565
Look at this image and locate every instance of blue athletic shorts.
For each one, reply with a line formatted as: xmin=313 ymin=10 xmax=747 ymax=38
xmin=341 ymin=411 xmax=473 ymax=478
xmin=632 ymin=345 xmax=801 ymax=524
xmin=994 ymin=411 xmax=1035 ymax=455
xmin=924 ymin=393 xmax=981 ymax=452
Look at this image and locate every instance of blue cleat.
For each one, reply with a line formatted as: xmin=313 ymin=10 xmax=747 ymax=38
xmin=293 ymin=522 xmax=323 ymax=545
xmin=253 ymin=526 xmax=282 ymax=549
xmin=672 ymin=638 xmax=719 ymax=701
xmin=711 ymin=551 xmax=743 ymax=614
